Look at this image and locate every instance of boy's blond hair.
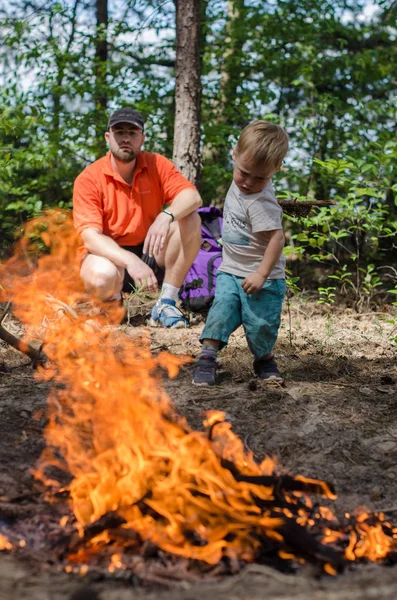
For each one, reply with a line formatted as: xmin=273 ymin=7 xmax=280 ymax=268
xmin=235 ymin=120 xmax=289 ymax=170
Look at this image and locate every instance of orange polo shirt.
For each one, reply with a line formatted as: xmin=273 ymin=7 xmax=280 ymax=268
xmin=73 ymin=151 xmax=196 ymax=246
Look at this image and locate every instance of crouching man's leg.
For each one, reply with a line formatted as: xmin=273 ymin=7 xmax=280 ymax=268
xmin=150 ymin=211 xmax=201 ymax=328
xmin=80 ymin=254 xmax=124 ymax=301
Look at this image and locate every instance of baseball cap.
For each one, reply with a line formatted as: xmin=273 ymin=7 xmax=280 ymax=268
xmin=107 ymin=108 xmax=144 ymax=131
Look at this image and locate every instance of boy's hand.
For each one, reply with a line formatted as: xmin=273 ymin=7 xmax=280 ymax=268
xmin=242 ymin=272 xmax=267 ymax=294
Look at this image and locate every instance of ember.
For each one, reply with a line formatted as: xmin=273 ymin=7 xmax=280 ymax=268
xmin=0 ymin=210 xmax=396 ymax=578
xmin=0 ymin=533 xmax=12 ymax=551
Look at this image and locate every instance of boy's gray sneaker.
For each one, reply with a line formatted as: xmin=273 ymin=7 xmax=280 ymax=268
xmin=192 ymin=356 xmax=217 ymax=386
xmin=253 ymin=357 xmax=283 ymax=383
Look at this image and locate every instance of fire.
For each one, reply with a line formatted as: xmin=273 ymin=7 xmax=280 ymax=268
xmin=0 ymin=210 xmax=396 ymax=573
xmin=108 ymin=553 xmax=123 ymax=572
xmin=0 ymin=534 xmax=12 ymax=551
xmin=344 ymin=510 xmax=395 ymax=562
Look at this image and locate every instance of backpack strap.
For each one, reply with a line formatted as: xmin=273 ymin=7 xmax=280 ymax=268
xmin=207 ymin=253 xmax=222 ymax=293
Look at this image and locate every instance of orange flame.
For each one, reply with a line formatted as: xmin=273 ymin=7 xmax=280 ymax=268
xmin=1 ymin=210 xmax=396 ymax=571
xmin=0 ymin=534 xmax=12 ymax=551
xmin=344 ymin=510 xmax=395 ymax=562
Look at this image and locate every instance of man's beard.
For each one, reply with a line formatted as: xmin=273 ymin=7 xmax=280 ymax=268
xmin=112 ymin=147 xmax=137 ymax=162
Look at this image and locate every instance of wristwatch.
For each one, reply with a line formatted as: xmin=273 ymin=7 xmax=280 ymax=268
xmin=162 ymin=209 xmax=175 ymax=223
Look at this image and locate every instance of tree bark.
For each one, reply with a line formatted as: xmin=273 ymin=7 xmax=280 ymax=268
xmin=201 ymin=0 xmax=246 ymax=203
xmin=172 ymin=0 xmax=202 ymax=186
xmin=51 ymin=0 xmax=81 ymax=137
xmin=218 ymin=0 xmax=245 ymax=117
xmin=94 ymin=0 xmax=108 ymax=156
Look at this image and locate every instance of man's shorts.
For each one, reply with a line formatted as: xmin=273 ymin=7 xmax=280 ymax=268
xmin=121 ymin=244 xmax=165 ymax=293
xmin=200 ymin=271 xmax=286 ymax=359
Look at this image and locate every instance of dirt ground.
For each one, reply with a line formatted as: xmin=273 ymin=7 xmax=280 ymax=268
xmin=0 ymin=300 xmax=397 ymax=599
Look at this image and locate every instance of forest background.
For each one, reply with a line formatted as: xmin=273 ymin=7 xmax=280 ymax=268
xmin=0 ymin=0 xmax=396 ymax=311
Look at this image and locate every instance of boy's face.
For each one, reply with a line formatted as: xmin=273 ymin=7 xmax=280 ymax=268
xmin=233 ymin=150 xmax=278 ymax=195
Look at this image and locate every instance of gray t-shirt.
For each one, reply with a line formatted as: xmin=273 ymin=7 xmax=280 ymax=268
xmin=219 ymin=180 xmax=286 ymax=279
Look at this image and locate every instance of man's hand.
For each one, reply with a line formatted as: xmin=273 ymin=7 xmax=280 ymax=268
xmin=242 ymin=272 xmax=267 ymax=295
xmin=143 ymin=212 xmax=173 ymax=258
xmin=125 ymin=254 xmax=158 ymax=293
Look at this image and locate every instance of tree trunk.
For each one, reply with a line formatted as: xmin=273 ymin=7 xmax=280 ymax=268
xmin=201 ymin=0 xmax=245 ymax=203
xmin=218 ymin=0 xmax=245 ymax=117
xmin=94 ymin=0 xmax=108 ymax=156
xmin=51 ymin=0 xmax=80 ymax=138
xmin=203 ymin=0 xmax=245 ymax=153
xmin=172 ymin=0 xmax=202 ymax=186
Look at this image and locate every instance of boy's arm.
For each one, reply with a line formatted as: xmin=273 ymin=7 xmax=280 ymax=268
xmin=241 ymin=229 xmax=285 ymax=295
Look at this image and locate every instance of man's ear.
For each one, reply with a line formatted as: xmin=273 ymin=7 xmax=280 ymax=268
xmin=104 ymin=131 xmax=110 ymax=143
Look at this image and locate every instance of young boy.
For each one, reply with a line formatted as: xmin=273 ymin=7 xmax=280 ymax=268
xmin=193 ymin=120 xmax=289 ymax=386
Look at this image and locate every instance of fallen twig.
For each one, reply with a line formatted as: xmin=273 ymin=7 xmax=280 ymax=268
xmin=317 ymin=381 xmax=362 ymax=389
xmin=0 ymin=371 xmax=37 ymax=379
xmin=208 ymin=563 xmax=307 ymax=589
xmin=45 ymin=294 xmax=79 ymax=320
xmin=279 ymin=199 xmax=336 ymax=207
xmin=0 ymin=502 xmax=36 ymax=520
xmin=278 ymin=199 xmax=336 ymax=217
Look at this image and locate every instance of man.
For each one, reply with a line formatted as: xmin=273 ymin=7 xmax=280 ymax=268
xmin=73 ymin=108 xmax=202 ymax=328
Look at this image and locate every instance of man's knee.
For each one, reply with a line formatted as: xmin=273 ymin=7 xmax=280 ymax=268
xmin=178 ymin=210 xmax=201 ymax=242
xmin=80 ymin=256 xmax=122 ymax=298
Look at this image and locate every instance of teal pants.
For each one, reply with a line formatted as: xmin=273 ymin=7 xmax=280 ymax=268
xmin=200 ymin=271 xmax=286 ymax=359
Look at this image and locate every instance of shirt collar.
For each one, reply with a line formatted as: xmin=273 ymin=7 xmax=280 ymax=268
xmin=103 ymin=151 xmax=148 ymax=183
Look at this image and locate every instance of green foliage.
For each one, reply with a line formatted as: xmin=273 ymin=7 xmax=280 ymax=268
xmin=317 ymin=287 xmax=336 ymax=307
xmin=285 ymin=268 xmax=301 ymax=298
xmin=283 ymin=147 xmax=397 ymax=308
xmin=0 ymin=94 xmax=78 ymax=251
xmin=0 ymin=0 xmax=177 ymax=250
xmin=201 ymin=0 xmax=397 ymax=205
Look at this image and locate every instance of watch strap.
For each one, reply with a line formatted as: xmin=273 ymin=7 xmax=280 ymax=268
xmin=162 ymin=209 xmax=175 ymax=223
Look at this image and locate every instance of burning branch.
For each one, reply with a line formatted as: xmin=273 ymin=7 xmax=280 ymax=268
xmin=0 ymin=302 xmax=47 ymax=365
xmin=220 ymin=458 xmax=336 ymax=497
xmin=65 ymin=512 xmax=129 ymax=557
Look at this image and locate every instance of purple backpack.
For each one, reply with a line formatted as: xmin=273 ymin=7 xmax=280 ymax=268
xmin=179 ymin=206 xmax=223 ymax=312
